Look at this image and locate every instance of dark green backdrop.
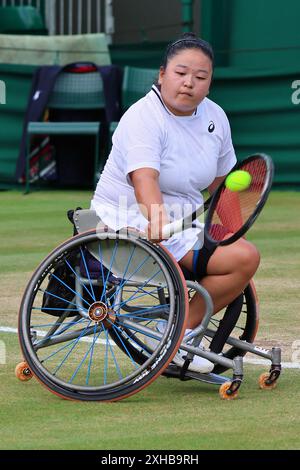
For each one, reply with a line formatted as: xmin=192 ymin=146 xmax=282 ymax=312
xmin=0 ymin=0 xmax=299 ymax=186
xmin=200 ymin=0 xmax=300 ymax=185
xmin=0 ymin=64 xmax=37 ymax=187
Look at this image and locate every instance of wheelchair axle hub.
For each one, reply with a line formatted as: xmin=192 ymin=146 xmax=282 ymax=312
xmin=88 ymin=302 xmax=116 ymax=328
xmin=88 ymin=301 xmax=108 ymax=322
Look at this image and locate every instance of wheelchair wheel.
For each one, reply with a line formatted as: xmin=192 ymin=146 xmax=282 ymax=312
xmin=187 ymin=280 xmax=259 ymax=375
xmin=18 ymin=229 xmax=188 ymax=401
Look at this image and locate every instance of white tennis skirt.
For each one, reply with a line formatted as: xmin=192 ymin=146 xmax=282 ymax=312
xmin=90 ymin=200 xmax=203 ymax=261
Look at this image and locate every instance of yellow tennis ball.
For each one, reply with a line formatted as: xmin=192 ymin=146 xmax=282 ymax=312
xmin=225 ymin=170 xmax=252 ymax=192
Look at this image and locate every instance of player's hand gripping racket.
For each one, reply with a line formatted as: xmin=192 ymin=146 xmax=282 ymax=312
xmin=162 ymin=153 xmax=274 ymax=246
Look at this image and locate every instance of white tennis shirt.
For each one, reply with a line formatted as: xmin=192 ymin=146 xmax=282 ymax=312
xmin=91 ymin=85 xmax=236 ymax=261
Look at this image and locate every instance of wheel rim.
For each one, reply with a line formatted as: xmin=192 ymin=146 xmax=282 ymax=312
xmin=19 ymin=230 xmax=187 ymax=401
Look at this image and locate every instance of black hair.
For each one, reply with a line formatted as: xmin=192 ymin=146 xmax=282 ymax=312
xmin=161 ymin=32 xmax=214 ymax=69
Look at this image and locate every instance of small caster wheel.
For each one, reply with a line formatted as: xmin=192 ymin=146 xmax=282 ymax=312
xmin=258 ymin=372 xmax=277 ymax=390
xmin=15 ymin=361 xmax=33 ymax=382
xmin=219 ymin=381 xmax=239 ymax=400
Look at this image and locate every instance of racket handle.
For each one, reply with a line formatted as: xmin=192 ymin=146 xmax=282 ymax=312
xmin=162 ymin=218 xmax=183 ymax=238
xmin=162 ymin=218 xmax=204 ymax=239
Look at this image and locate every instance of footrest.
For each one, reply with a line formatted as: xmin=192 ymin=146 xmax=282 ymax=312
xmin=163 ymin=364 xmax=230 ymax=385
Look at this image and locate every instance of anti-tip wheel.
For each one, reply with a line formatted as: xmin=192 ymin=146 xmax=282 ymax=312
xmin=219 ymin=382 xmax=239 ymax=400
xmin=258 ymin=372 xmax=277 ymax=390
xmin=15 ymin=361 xmax=33 ymax=382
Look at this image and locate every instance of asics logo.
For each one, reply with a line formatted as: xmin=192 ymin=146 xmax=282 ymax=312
xmin=208 ymin=121 xmax=215 ymax=133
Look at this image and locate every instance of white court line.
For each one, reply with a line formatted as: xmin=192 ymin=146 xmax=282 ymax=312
xmin=0 ymin=326 xmax=115 ymax=346
xmin=1 ymin=326 xmax=300 ymax=368
xmin=242 ymin=357 xmax=300 ymax=368
xmin=1 ymin=327 xmax=20 ymax=335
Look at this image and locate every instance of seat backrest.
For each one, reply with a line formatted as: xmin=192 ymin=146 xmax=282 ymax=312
xmin=48 ymin=66 xmax=105 ymax=110
xmin=0 ymin=6 xmax=47 ymax=35
xmin=122 ymin=66 xmax=157 ymax=110
xmin=73 ymin=209 xmax=101 ymax=234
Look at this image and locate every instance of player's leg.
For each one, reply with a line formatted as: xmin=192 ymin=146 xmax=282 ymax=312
xmin=179 ymin=238 xmax=260 ymax=329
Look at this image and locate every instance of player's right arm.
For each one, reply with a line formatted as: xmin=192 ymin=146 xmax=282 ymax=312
xmin=130 ymin=168 xmax=169 ymax=242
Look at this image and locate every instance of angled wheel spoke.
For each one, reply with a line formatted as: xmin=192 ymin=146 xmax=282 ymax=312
xmin=65 ymin=257 xmax=95 ymax=303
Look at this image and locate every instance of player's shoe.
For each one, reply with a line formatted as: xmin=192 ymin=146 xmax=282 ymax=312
xmin=145 ymin=322 xmax=214 ymax=374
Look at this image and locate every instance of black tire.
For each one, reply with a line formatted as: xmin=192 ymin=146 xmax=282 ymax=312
xmin=18 ymin=229 xmax=188 ymax=401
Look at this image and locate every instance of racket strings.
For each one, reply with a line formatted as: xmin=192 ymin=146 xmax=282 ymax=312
xmin=209 ymin=158 xmax=267 ymax=242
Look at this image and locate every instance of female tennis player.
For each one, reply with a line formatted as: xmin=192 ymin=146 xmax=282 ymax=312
xmin=91 ymin=33 xmax=260 ymax=373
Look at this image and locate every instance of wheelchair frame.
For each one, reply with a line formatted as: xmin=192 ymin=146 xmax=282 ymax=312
xmin=15 ymin=211 xmax=281 ymax=401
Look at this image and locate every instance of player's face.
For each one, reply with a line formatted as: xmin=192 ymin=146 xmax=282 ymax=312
xmin=158 ymin=48 xmax=213 ymax=116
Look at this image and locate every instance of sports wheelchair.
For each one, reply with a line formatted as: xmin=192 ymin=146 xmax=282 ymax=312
xmin=16 ymin=209 xmax=281 ymax=401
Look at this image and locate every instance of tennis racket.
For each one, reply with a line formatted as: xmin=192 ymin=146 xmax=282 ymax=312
xmin=162 ymin=153 xmax=274 ymax=245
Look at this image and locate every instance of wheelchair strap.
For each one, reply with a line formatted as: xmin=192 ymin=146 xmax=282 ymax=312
xmin=179 ymin=357 xmax=193 ymax=380
xmin=209 ymin=293 xmax=244 ymax=354
xmin=192 ymin=242 xmax=217 ymax=279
